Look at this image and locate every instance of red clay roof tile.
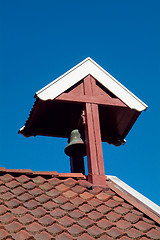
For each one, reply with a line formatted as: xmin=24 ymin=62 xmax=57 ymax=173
xmin=50 ymin=208 xmax=66 ymax=218
xmin=60 ymin=202 xmax=76 ymax=211
xmin=0 ymin=212 xmax=16 ymax=224
xmin=17 ymin=192 xmax=33 ymax=202
xmin=88 ymin=210 xmax=103 ymax=221
xmin=78 ymin=216 xmax=94 ymax=228
xmin=57 ymin=215 xmax=75 ymax=227
xmin=0 ymin=205 xmax=8 ymax=215
xmin=56 ymin=232 xmax=74 ymax=240
xmin=11 ymin=186 xmax=26 ymax=196
xmin=88 ymin=197 xmax=102 ymax=207
xmin=124 ymin=212 xmax=141 ymax=223
xmin=79 ymin=203 xmax=94 ymax=213
xmin=35 ymin=194 xmax=51 ymax=203
xmin=5 ymin=221 xmax=23 ymax=233
xmin=16 ymin=175 xmax=30 ymax=183
xmin=77 ymin=233 xmax=95 ymax=240
xmin=62 ymin=190 xmax=78 ymax=199
xmin=0 ymin=169 xmax=159 ymax=239
xmin=96 ymin=218 xmax=113 ymax=230
xmin=96 ymin=204 xmax=112 ymax=214
xmin=68 ymin=209 xmax=84 ymax=220
xmin=5 ymin=198 xmax=21 ymax=209
xmin=25 ymin=222 xmax=44 ymax=234
xmin=87 ymin=225 xmax=104 ymax=237
xmin=13 ymin=230 xmax=33 ymax=240
xmin=146 ymin=228 xmax=160 ymax=239
xmin=0 ymin=185 xmax=9 ymax=194
xmin=68 ymin=224 xmax=85 ymax=236
xmin=34 ymin=231 xmax=54 ymax=240
xmin=106 ymin=226 xmax=124 ymax=238
xmin=43 ymin=200 xmax=58 ymax=210
xmin=46 ymin=222 xmax=64 ymax=235
xmin=63 ymin=177 xmax=77 ymax=187
xmin=115 ymin=219 xmax=131 ymax=230
xmin=126 ymin=227 xmax=144 ymax=239
xmin=106 ymin=211 xmax=121 ymax=222
xmin=17 ymin=213 xmax=35 ymax=225
xmin=38 ymin=215 xmax=55 ymax=227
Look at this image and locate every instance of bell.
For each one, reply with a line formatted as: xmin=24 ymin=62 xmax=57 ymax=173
xmin=65 ymin=129 xmax=86 ymax=157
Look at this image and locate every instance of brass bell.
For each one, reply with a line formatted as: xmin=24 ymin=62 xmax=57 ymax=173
xmin=65 ymin=129 xmax=86 ymax=157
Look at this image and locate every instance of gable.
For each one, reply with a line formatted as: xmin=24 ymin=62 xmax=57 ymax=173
xmin=36 ymin=57 xmax=147 ymax=112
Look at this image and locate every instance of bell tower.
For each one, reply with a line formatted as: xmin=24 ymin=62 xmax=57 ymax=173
xmin=19 ymin=58 xmax=147 ymax=187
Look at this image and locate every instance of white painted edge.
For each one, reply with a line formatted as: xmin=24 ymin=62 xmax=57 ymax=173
xmin=36 ymin=57 xmax=148 ymax=112
xmin=107 ymin=175 xmax=160 ymax=216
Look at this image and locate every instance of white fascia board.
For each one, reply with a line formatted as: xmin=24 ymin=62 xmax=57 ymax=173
xmin=107 ymin=175 xmax=160 ymax=216
xmin=36 ymin=57 xmax=148 ymax=112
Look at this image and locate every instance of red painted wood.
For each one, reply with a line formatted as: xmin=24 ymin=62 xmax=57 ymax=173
xmin=55 ymin=93 xmax=126 ymax=107
xmin=83 ymin=75 xmax=106 ymax=186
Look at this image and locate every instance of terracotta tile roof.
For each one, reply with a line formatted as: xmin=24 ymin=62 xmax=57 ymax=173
xmin=0 ymin=168 xmax=160 ymax=239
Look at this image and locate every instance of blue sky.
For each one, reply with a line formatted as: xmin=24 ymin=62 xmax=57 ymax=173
xmin=0 ymin=1 xmax=160 ymax=205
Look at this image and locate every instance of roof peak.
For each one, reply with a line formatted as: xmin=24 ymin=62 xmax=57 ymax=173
xmin=35 ymin=57 xmax=147 ymax=111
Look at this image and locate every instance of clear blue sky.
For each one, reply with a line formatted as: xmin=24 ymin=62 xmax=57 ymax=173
xmin=0 ymin=1 xmax=160 ymax=205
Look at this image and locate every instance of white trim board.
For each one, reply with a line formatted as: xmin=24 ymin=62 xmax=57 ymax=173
xmin=107 ymin=175 xmax=160 ymax=217
xmin=36 ymin=57 xmax=148 ymax=112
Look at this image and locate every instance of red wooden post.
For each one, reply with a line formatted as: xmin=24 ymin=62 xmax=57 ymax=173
xmin=83 ymin=75 xmax=106 ymax=186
